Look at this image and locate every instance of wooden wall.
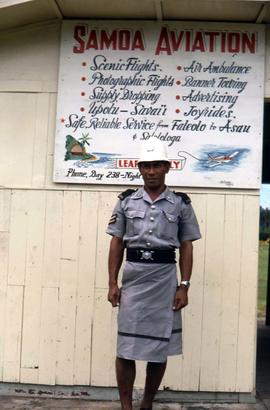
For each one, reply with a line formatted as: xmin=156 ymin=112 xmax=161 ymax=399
xmin=0 ymin=20 xmax=260 ymax=392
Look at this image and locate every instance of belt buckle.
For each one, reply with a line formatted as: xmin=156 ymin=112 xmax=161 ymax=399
xmin=140 ymin=250 xmax=154 ymax=261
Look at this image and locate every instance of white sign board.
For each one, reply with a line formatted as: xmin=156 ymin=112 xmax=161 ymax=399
xmin=54 ymin=20 xmax=265 ymax=188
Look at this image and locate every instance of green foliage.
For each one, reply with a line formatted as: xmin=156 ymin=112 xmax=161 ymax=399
xmin=260 ymin=206 xmax=270 ymax=235
xmin=258 ymin=207 xmax=270 ymax=318
xmin=260 ymin=232 xmax=270 ymax=241
xmin=258 ymin=242 xmax=269 ymax=317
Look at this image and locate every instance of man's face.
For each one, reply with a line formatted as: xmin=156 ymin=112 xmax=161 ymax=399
xmin=138 ymin=161 xmax=170 ymax=190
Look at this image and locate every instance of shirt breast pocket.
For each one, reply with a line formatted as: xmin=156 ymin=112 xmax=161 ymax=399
xmin=125 ymin=210 xmax=145 ymax=236
xmin=158 ymin=211 xmax=179 ymax=240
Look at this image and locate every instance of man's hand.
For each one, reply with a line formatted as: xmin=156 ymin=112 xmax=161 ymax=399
xmin=107 ymin=236 xmax=124 ymax=307
xmin=108 ymin=284 xmax=121 ymax=307
xmin=173 ymin=287 xmax=188 ymax=310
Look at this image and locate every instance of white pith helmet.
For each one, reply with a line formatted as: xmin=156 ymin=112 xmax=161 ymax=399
xmin=138 ymin=138 xmax=170 ymax=163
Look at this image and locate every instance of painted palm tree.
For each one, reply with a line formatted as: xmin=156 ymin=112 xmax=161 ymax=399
xmin=78 ymin=133 xmax=92 ymax=148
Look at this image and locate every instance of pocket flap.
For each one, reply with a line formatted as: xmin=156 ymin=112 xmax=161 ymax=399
xmin=126 ymin=210 xmax=145 ymax=219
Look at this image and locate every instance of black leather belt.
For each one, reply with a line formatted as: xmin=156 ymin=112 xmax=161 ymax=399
xmin=126 ymin=248 xmax=176 ymax=264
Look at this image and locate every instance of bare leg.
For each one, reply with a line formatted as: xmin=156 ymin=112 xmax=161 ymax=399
xmin=140 ymin=361 xmax=167 ymax=409
xmin=116 ymin=357 xmax=136 ymax=410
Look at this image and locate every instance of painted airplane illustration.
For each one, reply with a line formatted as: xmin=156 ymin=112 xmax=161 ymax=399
xmin=177 ymin=147 xmax=249 ymax=172
xmin=207 ymin=151 xmax=239 ymax=167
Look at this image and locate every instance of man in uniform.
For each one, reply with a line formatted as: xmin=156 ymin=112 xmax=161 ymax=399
xmin=106 ymin=139 xmax=201 ymax=410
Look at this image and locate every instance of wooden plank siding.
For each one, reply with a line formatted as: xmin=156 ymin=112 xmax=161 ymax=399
xmin=236 ymin=196 xmax=260 ymax=392
xmin=179 ymin=193 xmax=207 ymax=391
xmin=199 ymin=194 xmax=226 ymax=391
xmin=0 ymin=190 xmax=11 ymax=381
xmin=217 ymin=195 xmax=243 ymax=392
xmin=0 ymin=187 xmax=260 ymax=391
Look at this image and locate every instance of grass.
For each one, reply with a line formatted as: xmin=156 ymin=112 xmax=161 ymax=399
xmin=258 ymin=241 xmax=269 ymax=318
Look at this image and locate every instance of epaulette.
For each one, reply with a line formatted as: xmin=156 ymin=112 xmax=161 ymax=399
xmin=118 ymin=189 xmax=137 ymax=200
xmin=173 ymin=191 xmax=191 ymax=204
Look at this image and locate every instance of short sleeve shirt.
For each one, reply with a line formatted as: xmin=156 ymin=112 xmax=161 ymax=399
xmin=106 ymin=187 xmax=201 ymax=249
